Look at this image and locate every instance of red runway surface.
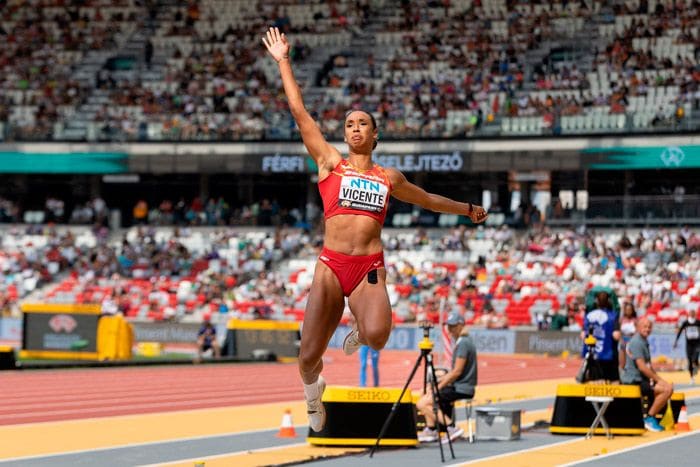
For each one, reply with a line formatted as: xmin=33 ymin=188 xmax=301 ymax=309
xmin=0 ymin=350 xmax=577 ymax=426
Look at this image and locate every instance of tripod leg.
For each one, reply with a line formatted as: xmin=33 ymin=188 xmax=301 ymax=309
xmin=369 ymin=351 xmax=423 ymax=458
xmin=427 ymin=353 xmax=455 ymax=460
xmin=427 ymin=357 xmax=446 ymax=462
xmin=423 ymin=350 xmax=429 ymax=394
xmin=576 ymin=352 xmax=589 ymax=383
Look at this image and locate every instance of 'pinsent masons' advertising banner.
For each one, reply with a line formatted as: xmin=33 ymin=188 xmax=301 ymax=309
xmin=327 ymin=326 xmax=685 ymax=359
xmin=328 ymin=326 xmax=515 ymax=354
xmin=514 ymin=329 xmax=688 ymax=359
xmin=259 ymin=152 xmax=466 ymax=173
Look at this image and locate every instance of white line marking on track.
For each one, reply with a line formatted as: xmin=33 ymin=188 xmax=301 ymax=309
xmin=0 ymin=395 xmax=289 ymax=420
xmin=445 ymin=437 xmax=583 ymax=466
xmin=0 ymin=426 xmax=306 ymax=464
xmin=135 ymin=442 xmax=309 ymax=467
xmin=558 ymin=430 xmax=699 ymax=466
xmin=0 ymin=399 xmax=305 ymax=428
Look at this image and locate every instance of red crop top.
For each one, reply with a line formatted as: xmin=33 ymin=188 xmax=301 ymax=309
xmin=318 ymin=159 xmax=392 ymax=225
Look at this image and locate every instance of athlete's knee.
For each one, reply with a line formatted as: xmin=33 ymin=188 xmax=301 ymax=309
xmin=362 ymin=325 xmax=390 ymax=350
xmin=298 ymin=347 xmax=322 ymax=373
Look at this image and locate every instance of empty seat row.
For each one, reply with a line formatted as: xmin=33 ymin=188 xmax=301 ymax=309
xmin=560 ymin=113 xmax=626 ymax=132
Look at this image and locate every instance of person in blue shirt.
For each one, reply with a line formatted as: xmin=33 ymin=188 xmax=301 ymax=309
xmin=581 ymin=291 xmax=621 ymax=381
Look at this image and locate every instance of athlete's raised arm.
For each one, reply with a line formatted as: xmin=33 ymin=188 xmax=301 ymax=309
xmin=387 ymin=168 xmax=488 ymax=223
xmin=262 ymin=27 xmax=340 ymax=173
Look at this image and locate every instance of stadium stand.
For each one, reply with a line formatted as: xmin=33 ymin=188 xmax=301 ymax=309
xmin=1 ymin=0 xmax=143 ymax=141
xmin=2 ymin=223 xmax=698 ymax=336
xmin=1 ymin=0 xmax=697 ymax=141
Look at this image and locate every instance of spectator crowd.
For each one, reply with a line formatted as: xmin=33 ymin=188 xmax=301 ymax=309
xmin=1 ymin=0 xmax=698 ymax=141
xmin=2 ymin=222 xmax=699 ymax=345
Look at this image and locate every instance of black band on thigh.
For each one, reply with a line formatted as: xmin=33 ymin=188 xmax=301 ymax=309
xmin=367 ymin=269 xmax=378 ymax=284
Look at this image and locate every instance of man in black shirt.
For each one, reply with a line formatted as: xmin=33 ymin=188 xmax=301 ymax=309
xmin=674 ymin=309 xmax=700 ymax=384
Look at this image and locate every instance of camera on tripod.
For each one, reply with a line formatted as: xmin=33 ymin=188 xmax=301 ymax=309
xmin=371 ymin=319 xmax=456 ymax=461
xmin=576 ymin=325 xmax=600 ymax=383
xmin=583 ymin=325 xmax=598 ymax=353
xmin=418 ymin=322 xmax=435 ymax=351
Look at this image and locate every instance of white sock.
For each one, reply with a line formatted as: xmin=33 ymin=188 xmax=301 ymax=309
xmin=304 ymin=380 xmax=320 ymax=400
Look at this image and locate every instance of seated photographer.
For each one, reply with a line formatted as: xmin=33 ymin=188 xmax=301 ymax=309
xmin=620 ymin=317 xmax=673 ymax=432
xmin=196 ymin=314 xmax=221 ymax=361
xmin=416 ymin=312 xmax=477 ymax=443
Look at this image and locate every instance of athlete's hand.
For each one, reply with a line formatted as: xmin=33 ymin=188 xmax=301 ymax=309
xmin=262 ymin=27 xmax=290 ymax=63
xmin=468 ymin=204 xmax=488 ymax=224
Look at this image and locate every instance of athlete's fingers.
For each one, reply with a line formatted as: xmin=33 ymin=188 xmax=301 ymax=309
xmin=470 ymin=208 xmax=488 ymax=224
xmin=266 ymin=28 xmax=274 ymax=45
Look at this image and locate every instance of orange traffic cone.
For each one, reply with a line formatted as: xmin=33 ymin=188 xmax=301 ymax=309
xmin=277 ymin=409 xmax=297 ymax=438
xmin=675 ymin=406 xmax=690 ymax=432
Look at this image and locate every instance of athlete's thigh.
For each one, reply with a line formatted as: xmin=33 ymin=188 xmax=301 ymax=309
xmin=348 ymin=267 xmax=392 ymax=332
xmin=301 ymin=261 xmax=345 ymax=350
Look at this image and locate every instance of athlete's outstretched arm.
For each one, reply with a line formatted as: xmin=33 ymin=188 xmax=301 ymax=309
xmin=674 ymin=321 xmax=687 ymax=347
xmin=262 ymin=27 xmax=339 ymax=169
xmin=388 ymin=168 xmax=488 ymax=223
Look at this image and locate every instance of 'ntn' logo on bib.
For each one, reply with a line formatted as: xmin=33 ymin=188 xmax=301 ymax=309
xmin=339 ymin=176 xmax=388 ymax=213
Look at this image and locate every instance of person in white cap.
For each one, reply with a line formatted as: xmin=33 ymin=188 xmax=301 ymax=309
xmin=416 ymin=311 xmax=477 ymax=443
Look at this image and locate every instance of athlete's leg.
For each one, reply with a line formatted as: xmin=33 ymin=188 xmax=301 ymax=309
xmin=687 ymin=345 xmax=694 ymax=379
xmin=299 ymin=261 xmax=345 ymax=385
xmin=348 ymin=267 xmax=392 ymax=350
xmin=690 ymin=343 xmax=700 ymax=379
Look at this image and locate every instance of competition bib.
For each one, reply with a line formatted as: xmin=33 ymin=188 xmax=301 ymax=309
xmin=338 ymin=176 xmax=388 ymax=213
xmin=687 ymin=326 xmax=699 ymax=339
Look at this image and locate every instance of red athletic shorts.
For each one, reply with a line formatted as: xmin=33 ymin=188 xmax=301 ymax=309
xmin=318 ymin=247 xmax=385 ymax=296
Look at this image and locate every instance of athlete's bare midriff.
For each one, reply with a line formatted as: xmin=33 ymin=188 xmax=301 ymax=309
xmin=323 ymin=214 xmax=383 ymax=255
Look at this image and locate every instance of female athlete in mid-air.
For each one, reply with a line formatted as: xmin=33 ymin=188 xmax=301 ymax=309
xmin=263 ymin=27 xmax=488 ymax=431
